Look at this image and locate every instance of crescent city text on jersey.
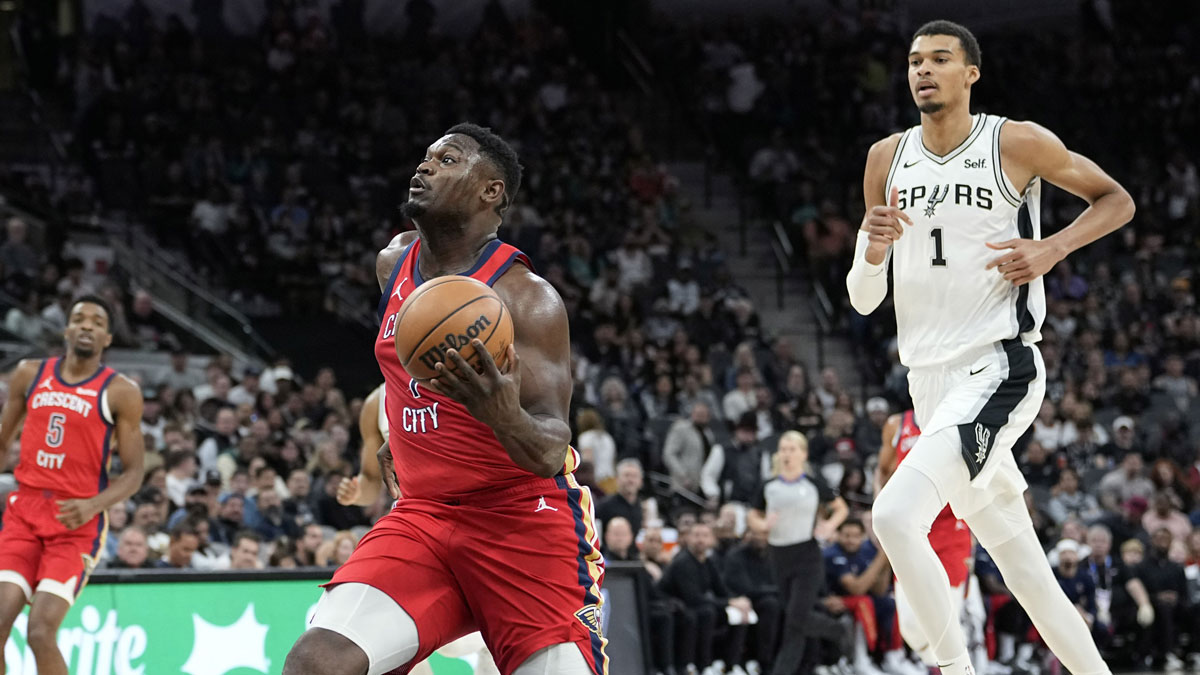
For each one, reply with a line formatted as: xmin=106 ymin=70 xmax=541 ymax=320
xmin=30 ymin=390 xmax=95 ymax=417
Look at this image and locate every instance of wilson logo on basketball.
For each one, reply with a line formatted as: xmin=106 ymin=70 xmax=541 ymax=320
xmin=417 ymin=315 xmax=493 ymax=371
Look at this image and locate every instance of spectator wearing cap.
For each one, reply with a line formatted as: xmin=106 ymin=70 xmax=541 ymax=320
xmin=157 ymin=349 xmax=203 ymax=392
xmin=106 ymin=526 xmax=156 ymax=569
xmin=164 ymin=449 xmax=198 ymax=508
xmin=701 ymin=411 xmax=770 ymax=507
xmin=1099 ymin=451 xmax=1155 ymax=513
xmin=853 ymin=397 xmax=890 ymax=459
xmin=229 ymin=367 xmax=263 ymax=407
xmin=212 ymin=493 xmax=246 ymax=546
xmin=1099 ymin=416 xmax=1138 ymax=464
xmin=167 ymin=485 xmax=217 ymax=530
xmin=140 ymin=387 xmax=167 ymax=451
xmin=1052 ymin=539 xmax=1102 ymax=638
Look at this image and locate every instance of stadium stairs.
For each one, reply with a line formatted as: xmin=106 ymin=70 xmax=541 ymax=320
xmin=666 ymin=160 xmax=866 ymax=397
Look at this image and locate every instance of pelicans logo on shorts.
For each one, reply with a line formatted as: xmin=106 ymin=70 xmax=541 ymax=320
xmin=574 ymin=604 xmax=603 ymax=636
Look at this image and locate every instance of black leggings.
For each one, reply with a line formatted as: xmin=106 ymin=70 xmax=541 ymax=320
xmin=769 ymin=540 xmax=825 ymax=675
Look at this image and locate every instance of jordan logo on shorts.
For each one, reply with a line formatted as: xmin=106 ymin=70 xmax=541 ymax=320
xmin=535 ymin=496 xmax=557 ymax=513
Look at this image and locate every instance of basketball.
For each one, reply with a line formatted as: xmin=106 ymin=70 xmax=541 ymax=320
xmin=394 ymin=275 xmax=514 ymax=381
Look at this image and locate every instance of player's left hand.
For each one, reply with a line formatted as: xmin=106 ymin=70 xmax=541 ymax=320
xmin=984 ymin=238 xmax=1064 ymax=286
xmin=56 ymin=498 xmax=100 ymax=530
xmin=427 ymin=341 xmax=522 ymax=428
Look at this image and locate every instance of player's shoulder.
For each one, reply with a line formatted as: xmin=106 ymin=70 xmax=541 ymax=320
xmin=9 ymin=358 xmax=45 ymax=390
xmin=866 ymin=132 xmax=905 ymax=163
xmin=998 ymin=119 xmax=1062 ymax=153
xmin=376 ymin=231 xmax=419 ymax=282
xmin=492 ymin=264 xmax=566 ymax=323
xmin=105 ymin=373 xmax=143 ymax=406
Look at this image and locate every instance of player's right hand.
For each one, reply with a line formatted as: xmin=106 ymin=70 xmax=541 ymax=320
xmin=336 ymin=475 xmax=362 ymax=506
xmin=376 ymin=442 xmax=401 ymax=500
xmin=864 ymin=186 xmax=912 ymax=261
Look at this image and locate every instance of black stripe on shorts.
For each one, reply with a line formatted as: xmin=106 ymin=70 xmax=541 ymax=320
xmin=958 ymin=340 xmax=1038 ymax=479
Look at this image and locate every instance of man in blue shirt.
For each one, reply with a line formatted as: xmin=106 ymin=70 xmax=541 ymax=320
xmin=823 ymin=519 xmax=897 ymax=670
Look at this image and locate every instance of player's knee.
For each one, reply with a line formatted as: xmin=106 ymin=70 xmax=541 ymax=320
xmin=26 ymin=618 xmax=59 ymax=652
xmin=871 ymin=493 xmax=912 ymax=545
xmin=283 ymin=628 xmax=368 ymax=675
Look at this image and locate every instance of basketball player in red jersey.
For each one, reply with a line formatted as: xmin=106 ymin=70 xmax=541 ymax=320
xmin=285 ymin=123 xmax=608 ymax=675
xmin=0 ymin=295 xmax=145 ymax=675
xmin=338 ymin=384 xmax=500 ymax=675
xmin=875 ymin=410 xmax=972 ymax=668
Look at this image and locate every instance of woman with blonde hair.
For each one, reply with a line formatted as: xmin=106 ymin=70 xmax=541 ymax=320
xmin=575 ymin=407 xmax=617 ymax=493
xmin=750 ymin=430 xmax=849 ymax=675
xmin=315 ymin=530 xmax=360 ymax=568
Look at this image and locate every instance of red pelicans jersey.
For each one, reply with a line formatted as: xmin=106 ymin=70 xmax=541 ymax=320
xmin=894 ymin=409 xmax=972 ymax=586
xmin=15 ymin=358 xmax=118 ymax=499
xmin=375 ymin=238 xmax=580 ymax=501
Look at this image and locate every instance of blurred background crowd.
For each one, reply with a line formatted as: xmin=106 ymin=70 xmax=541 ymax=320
xmin=0 ymin=1 xmax=1198 ymax=674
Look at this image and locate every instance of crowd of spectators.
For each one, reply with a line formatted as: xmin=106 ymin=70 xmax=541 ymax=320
xmin=2 ymin=1 xmax=1200 ymax=675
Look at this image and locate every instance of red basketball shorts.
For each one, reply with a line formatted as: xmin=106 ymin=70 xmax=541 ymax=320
xmin=929 ymin=508 xmax=973 ymax=588
xmin=327 ymin=475 xmax=609 ymax=674
xmin=0 ymin=488 xmax=106 ymax=605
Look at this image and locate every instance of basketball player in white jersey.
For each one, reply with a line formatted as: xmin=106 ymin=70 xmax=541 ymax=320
xmin=846 ymin=21 xmax=1134 ymax=675
xmin=338 ymin=384 xmax=499 ymax=675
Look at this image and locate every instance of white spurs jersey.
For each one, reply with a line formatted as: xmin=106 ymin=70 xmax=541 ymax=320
xmin=883 ymin=113 xmax=1045 ymax=369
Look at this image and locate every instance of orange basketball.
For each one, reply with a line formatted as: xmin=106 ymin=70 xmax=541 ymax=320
xmin=394 ymin=275 xmax=514 ymax=381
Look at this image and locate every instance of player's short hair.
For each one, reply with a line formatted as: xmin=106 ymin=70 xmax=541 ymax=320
xmin=838 ymin=517 xmax=865 ymax=532
xmin=913 ymin=20 xmax=981 ymax=68
xmin=444 ymin=122 xmax=523 ymax=217
xmin=70 ymin=293 xmax=114 ymax=328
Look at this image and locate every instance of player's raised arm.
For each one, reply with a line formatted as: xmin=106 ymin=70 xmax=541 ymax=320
xmin=985 ymin=121 xmax=1136 ymax=286
xmin=0 ymin=360 xmax=39 ymax=454
xmin=339 ymin=386 xmax=385 ymax=506
xmin=428 ymin=267 xmax=573 ymax=478
xmin=847 ymin=133 xmax=910 ymax=315
xmin=57 ymin=376 xmax=145 ymax=530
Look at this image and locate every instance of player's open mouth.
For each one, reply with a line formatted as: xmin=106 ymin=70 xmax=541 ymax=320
xmin=409 ymin=176 xmax=429 ymax=196
xmin=917 ymin=81 xmax=937 ymax=97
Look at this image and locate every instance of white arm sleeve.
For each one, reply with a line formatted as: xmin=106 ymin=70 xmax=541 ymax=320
xmin=846 ymin=230 xmax=890 ymax=315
